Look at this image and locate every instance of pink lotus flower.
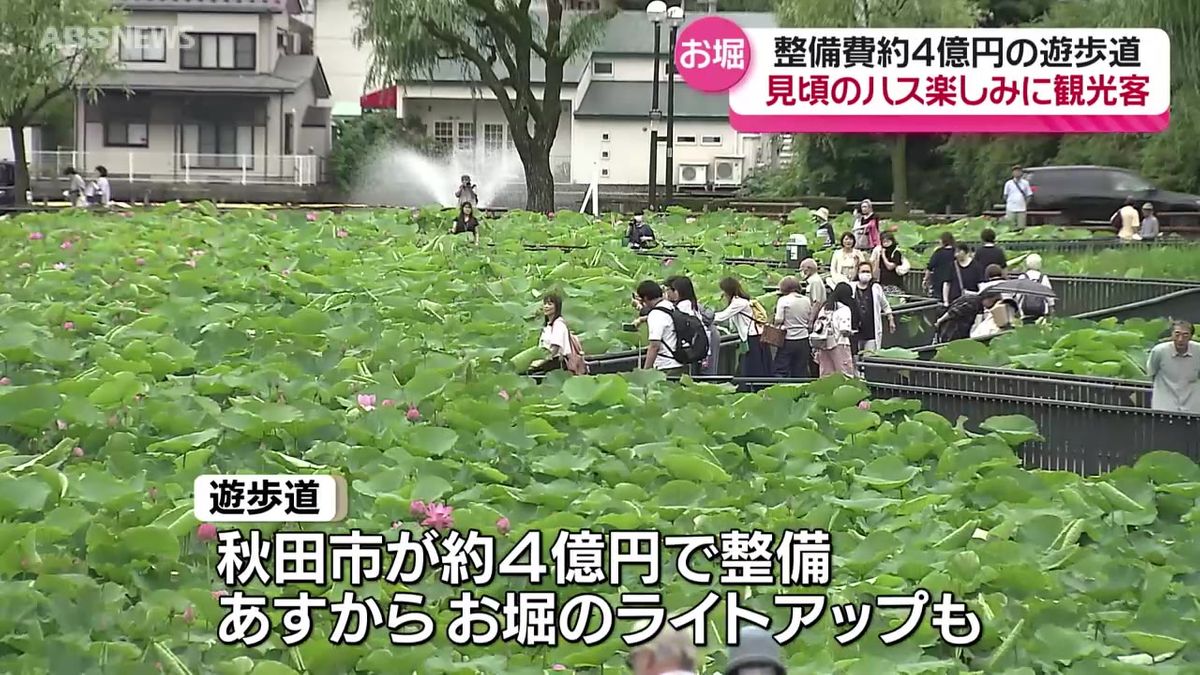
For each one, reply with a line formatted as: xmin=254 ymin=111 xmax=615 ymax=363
xmin=306 ymin=211 xmax=319 ymax=222
xmin=381 ymin=399 xmax=395 ymax=407
xmin=181 ymin=605 xmax=196 ymax=625
xmin=497 ymin=517 xmax=511 ymax=535
xmin=53 ymin=262 xmax=68 ymax=271
xmin=498 ymin=389 xmax=510 ymax=401
xmin=858 ymin=400 xmax=872 ymax=410
xmin=335 ymin=229 xmax=349 ymax=238
xmin=663 ymin=258 xmax=674 ymax=266
xmin=62 ymin=321 xmax=74 ymax=330
xmin=135 ymin=257 xmax=146 ymax=266
xmin=410 ymin=500 xmax=427 ymax=517
xmin=196 ymin=523 xmax=218 ymax=542
xmin=56 ymin=419 xmax=67 ymax=430
xmin=0 ymin=377 xmax=10 ymax=386
xmin=60 ymin=240 xmax=73 ymax=250
xmin=185 ymin=258 xmax=197 ymax=268
xmin=28 ymin=232 xmax=45 ymax=241
xmin=356 ymin=393 xmax=376 ymax=411
xmin=211 ymin=589 xmax=228 ymax=600
xmin=406 ymin=406 xmax=421 ymax=422
xmin=72 ymin=446 xmax=84 ymax=457
xmin=552 ymin=665 xmax=566 ymax=671
xmin=421 ymin=502 xmax=454 ymax=531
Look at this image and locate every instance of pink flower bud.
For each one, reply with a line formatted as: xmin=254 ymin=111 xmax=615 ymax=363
xmin=135 ymin=257 xmax=146 ymax=266
xmin=72 ymin=446 xmax=84 ymax=457
xmin=60 ymin=240 xmax=73 ymax=250
xmin=62 ymin=321 xmax=74 ymax=330
xmin=858 ymin=400 xmax=872 ymax=410
xmin=28 ymin=232 xmax=44 ymax=240
xmin=211 ymin=589 xmax=228 ymax=600
xmin=497 ymin=517 xmax=511 ymax=535
xmin=410 ymin=500 xmax=427 ymax=516
xmin=181 ymin=606 xmax=195 ymax=625
xmin=406 ymin=406 xmax=421 ymax=422
xmin=0 ymin=377 xmax=10 ymax=386
xmin=196 ymin=523 xmax=218 ymax=542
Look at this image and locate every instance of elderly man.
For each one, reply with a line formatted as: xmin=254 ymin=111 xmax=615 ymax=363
xmin=628 ymin=625 xmax=698 ymax=675
xmin=772 ymin=276 xmax=814 ymax=378
xmin=1147 ymin=320 xmax=1200 ymax=414
xmin=799 ymin=258 xmax=826 ymax=308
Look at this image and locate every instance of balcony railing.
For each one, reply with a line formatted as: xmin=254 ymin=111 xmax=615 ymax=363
xmin=29 ymin=150 xmax=322 ymax=186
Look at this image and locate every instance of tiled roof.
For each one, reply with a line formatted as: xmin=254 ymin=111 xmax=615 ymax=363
xmin=574 ymin=80 xmax=728 ymax=118
xmin=89 ymin=55 xmax=328 ymax=94
xmin=117 ymin=0 xmax=286 ymax=13
xmin=592 ymin=11 xmax=777 ymax=55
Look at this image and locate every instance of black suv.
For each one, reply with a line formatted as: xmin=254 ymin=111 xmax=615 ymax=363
xmin=0 ymin=160 xmax=14 ymax=207
xmin=1023 ymin=165 xmax=1200 ymax=225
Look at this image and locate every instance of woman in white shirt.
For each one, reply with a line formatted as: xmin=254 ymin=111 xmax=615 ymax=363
xmin=714 ymin=276 xmax=770 ymax=379
xmin=92 ymin=166 xmax=111 ymax=207
xmin=532 ymin=293 xmax=573 ymax=372
xmin=812 ymin=282 xmax=858 ymax=378
xmin=829 ymin=232 xmax=866 ymax=285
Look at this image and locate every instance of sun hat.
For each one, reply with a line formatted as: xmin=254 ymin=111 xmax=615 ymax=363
xmin=814 ymin=207 xmax=830 ymax=221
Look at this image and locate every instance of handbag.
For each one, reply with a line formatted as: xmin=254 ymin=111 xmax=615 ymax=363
xmin=761 ymin=323 xmax=786 ymax=348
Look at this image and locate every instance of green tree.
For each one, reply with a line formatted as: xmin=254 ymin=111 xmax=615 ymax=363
xmin=776 ymin=0 xmax=979 ymax=216
xmin=327 ymin=113 xmax=441 ymax=194
xmin=352 ymin=0 xmax=616 ymax=211
xmin=0 ymin=0 xmax=123 ymax=205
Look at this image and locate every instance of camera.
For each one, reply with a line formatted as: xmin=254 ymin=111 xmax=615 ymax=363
xmin=622 ymin=323 xmax=638 ymax=332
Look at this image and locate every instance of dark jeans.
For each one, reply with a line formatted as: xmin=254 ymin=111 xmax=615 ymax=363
xmin=659 ymin=366 xmax=687 ymax=377
xmin=772 ymin=339 xmax=812 ymax=378
xmin=740 ymin=335 xmax=772 ymax=378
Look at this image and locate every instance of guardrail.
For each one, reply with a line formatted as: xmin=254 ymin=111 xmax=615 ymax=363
xmin=899 ymin=273 xmax=1200 ymax=317
xmin=526 ymin=373 xmax=1199 ymax=474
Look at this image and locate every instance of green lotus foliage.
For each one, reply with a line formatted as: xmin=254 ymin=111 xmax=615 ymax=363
xmin=0 ymin=205 xmax=1196 ymax=673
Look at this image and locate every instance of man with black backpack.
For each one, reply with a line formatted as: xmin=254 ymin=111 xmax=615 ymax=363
xmin=635 ymin=280 xmax=709 ymax=375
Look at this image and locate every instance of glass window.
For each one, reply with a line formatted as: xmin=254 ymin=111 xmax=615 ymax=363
xmin=593 ymin=61 xmax=613 ymax=76
xmin=181 ymin=34 xmax=255 ymax=70
xmin=1110 ymin=170 xmax=1153 ymax=193
xmin=235 ymin=35 xmax=255 ymax=69
xmin=200 ymin=36 xmax=218 ymax=68
xmin=433 ymin=121 xmax=454 ymax=152
xmin=701 ymin=135 xmax=722 ymax=145
xmin=457 ymin=122 xmax=475 ymax=151
xmin=483 ymin=124 xmax=505 ymax=156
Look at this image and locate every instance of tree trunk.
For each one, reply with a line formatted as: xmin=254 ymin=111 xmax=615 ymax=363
xmin=890 ymin=134 xmax=908 ymax=217
xmin=10 ymin=124 xmax=30 ymax=206
xmin=522 ymin=147 xmax=556 ymax=212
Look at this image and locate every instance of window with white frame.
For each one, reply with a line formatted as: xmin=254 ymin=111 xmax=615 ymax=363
xmin=700 ymin=134 xmax=723 ymax=145
xmin=120 ymin=27 xmax=167 ymax=62
xmin=676 ymin=135 xmax=697 ymax=144
xmin=593 ymin=61 xmax=614 ymax=76
xmin=180 ymin=34 xmax=255 ymax=70
xmin=483 ymin=124 xmax=505 ymax=157
xmin=104 ymin=120 xmax=149 ymax=147
xmin=194 ymin=123 xmax=253 ymax=168
xmin=456 ymin=122 xmax=475 ymax=152
xmin=433 ymin=121 xmax=454 ymax=152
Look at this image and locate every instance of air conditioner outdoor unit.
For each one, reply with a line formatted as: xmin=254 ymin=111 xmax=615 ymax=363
xmin=678 ymin=163 xmax=708 ymax=187
xmin=712 ymin=157 xmax=743 ymax=187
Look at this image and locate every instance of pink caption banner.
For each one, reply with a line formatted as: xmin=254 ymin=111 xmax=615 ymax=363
xmin=673 ymin=23 xmax=1171 ymax=134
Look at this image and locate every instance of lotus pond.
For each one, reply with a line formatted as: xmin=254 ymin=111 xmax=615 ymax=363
xmin=0 ymin=206 xmax=1197 ymax=674
xmin=877 ymin=318 xmax=1171 ymax=381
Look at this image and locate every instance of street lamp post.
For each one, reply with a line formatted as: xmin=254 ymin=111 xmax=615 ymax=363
xmin=663 ymin=5 xmax=684 ymax=202
xmin=646 ymin=0 xmax=667 ymax=211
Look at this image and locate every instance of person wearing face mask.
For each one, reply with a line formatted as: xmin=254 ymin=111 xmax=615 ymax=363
xmin=852 ymin=199 xmax=881 ymax=251
xmin=872 ymin=231 xmax=909 ymax=296
xmin=853 ymin=262 xmax=896 ymax=354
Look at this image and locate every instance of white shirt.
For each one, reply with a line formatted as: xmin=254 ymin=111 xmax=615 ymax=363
xmin=816 ymin=304 xmax=853 ymax=348
xmin=645 ymin=300 xmax=683 ymax=370
xmin=96 ymin=177 xmax=111 ymax=205
xmin=714 ymin=296 xmax=762 ymax=341
xmin=1003 ymin=178 xmax=1032 ymax=212
xmin=829 ymin=249 xmax=866 ymax=283
xmin=539 ymin=316 xmax=572 ymax=357
xmin=774 ymin=293 xmax=812 ymax=340
xmin=1116 ymin=205 xmax=1139 ymax=240
xmin=1018 ymin=270 xmax=1055 ymax=312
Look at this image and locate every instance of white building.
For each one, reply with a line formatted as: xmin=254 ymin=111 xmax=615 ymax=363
xmin=40 ymin=0 xmax=332 ymax=188
xmin=313 ymin=4 xmax=779 ymax=188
